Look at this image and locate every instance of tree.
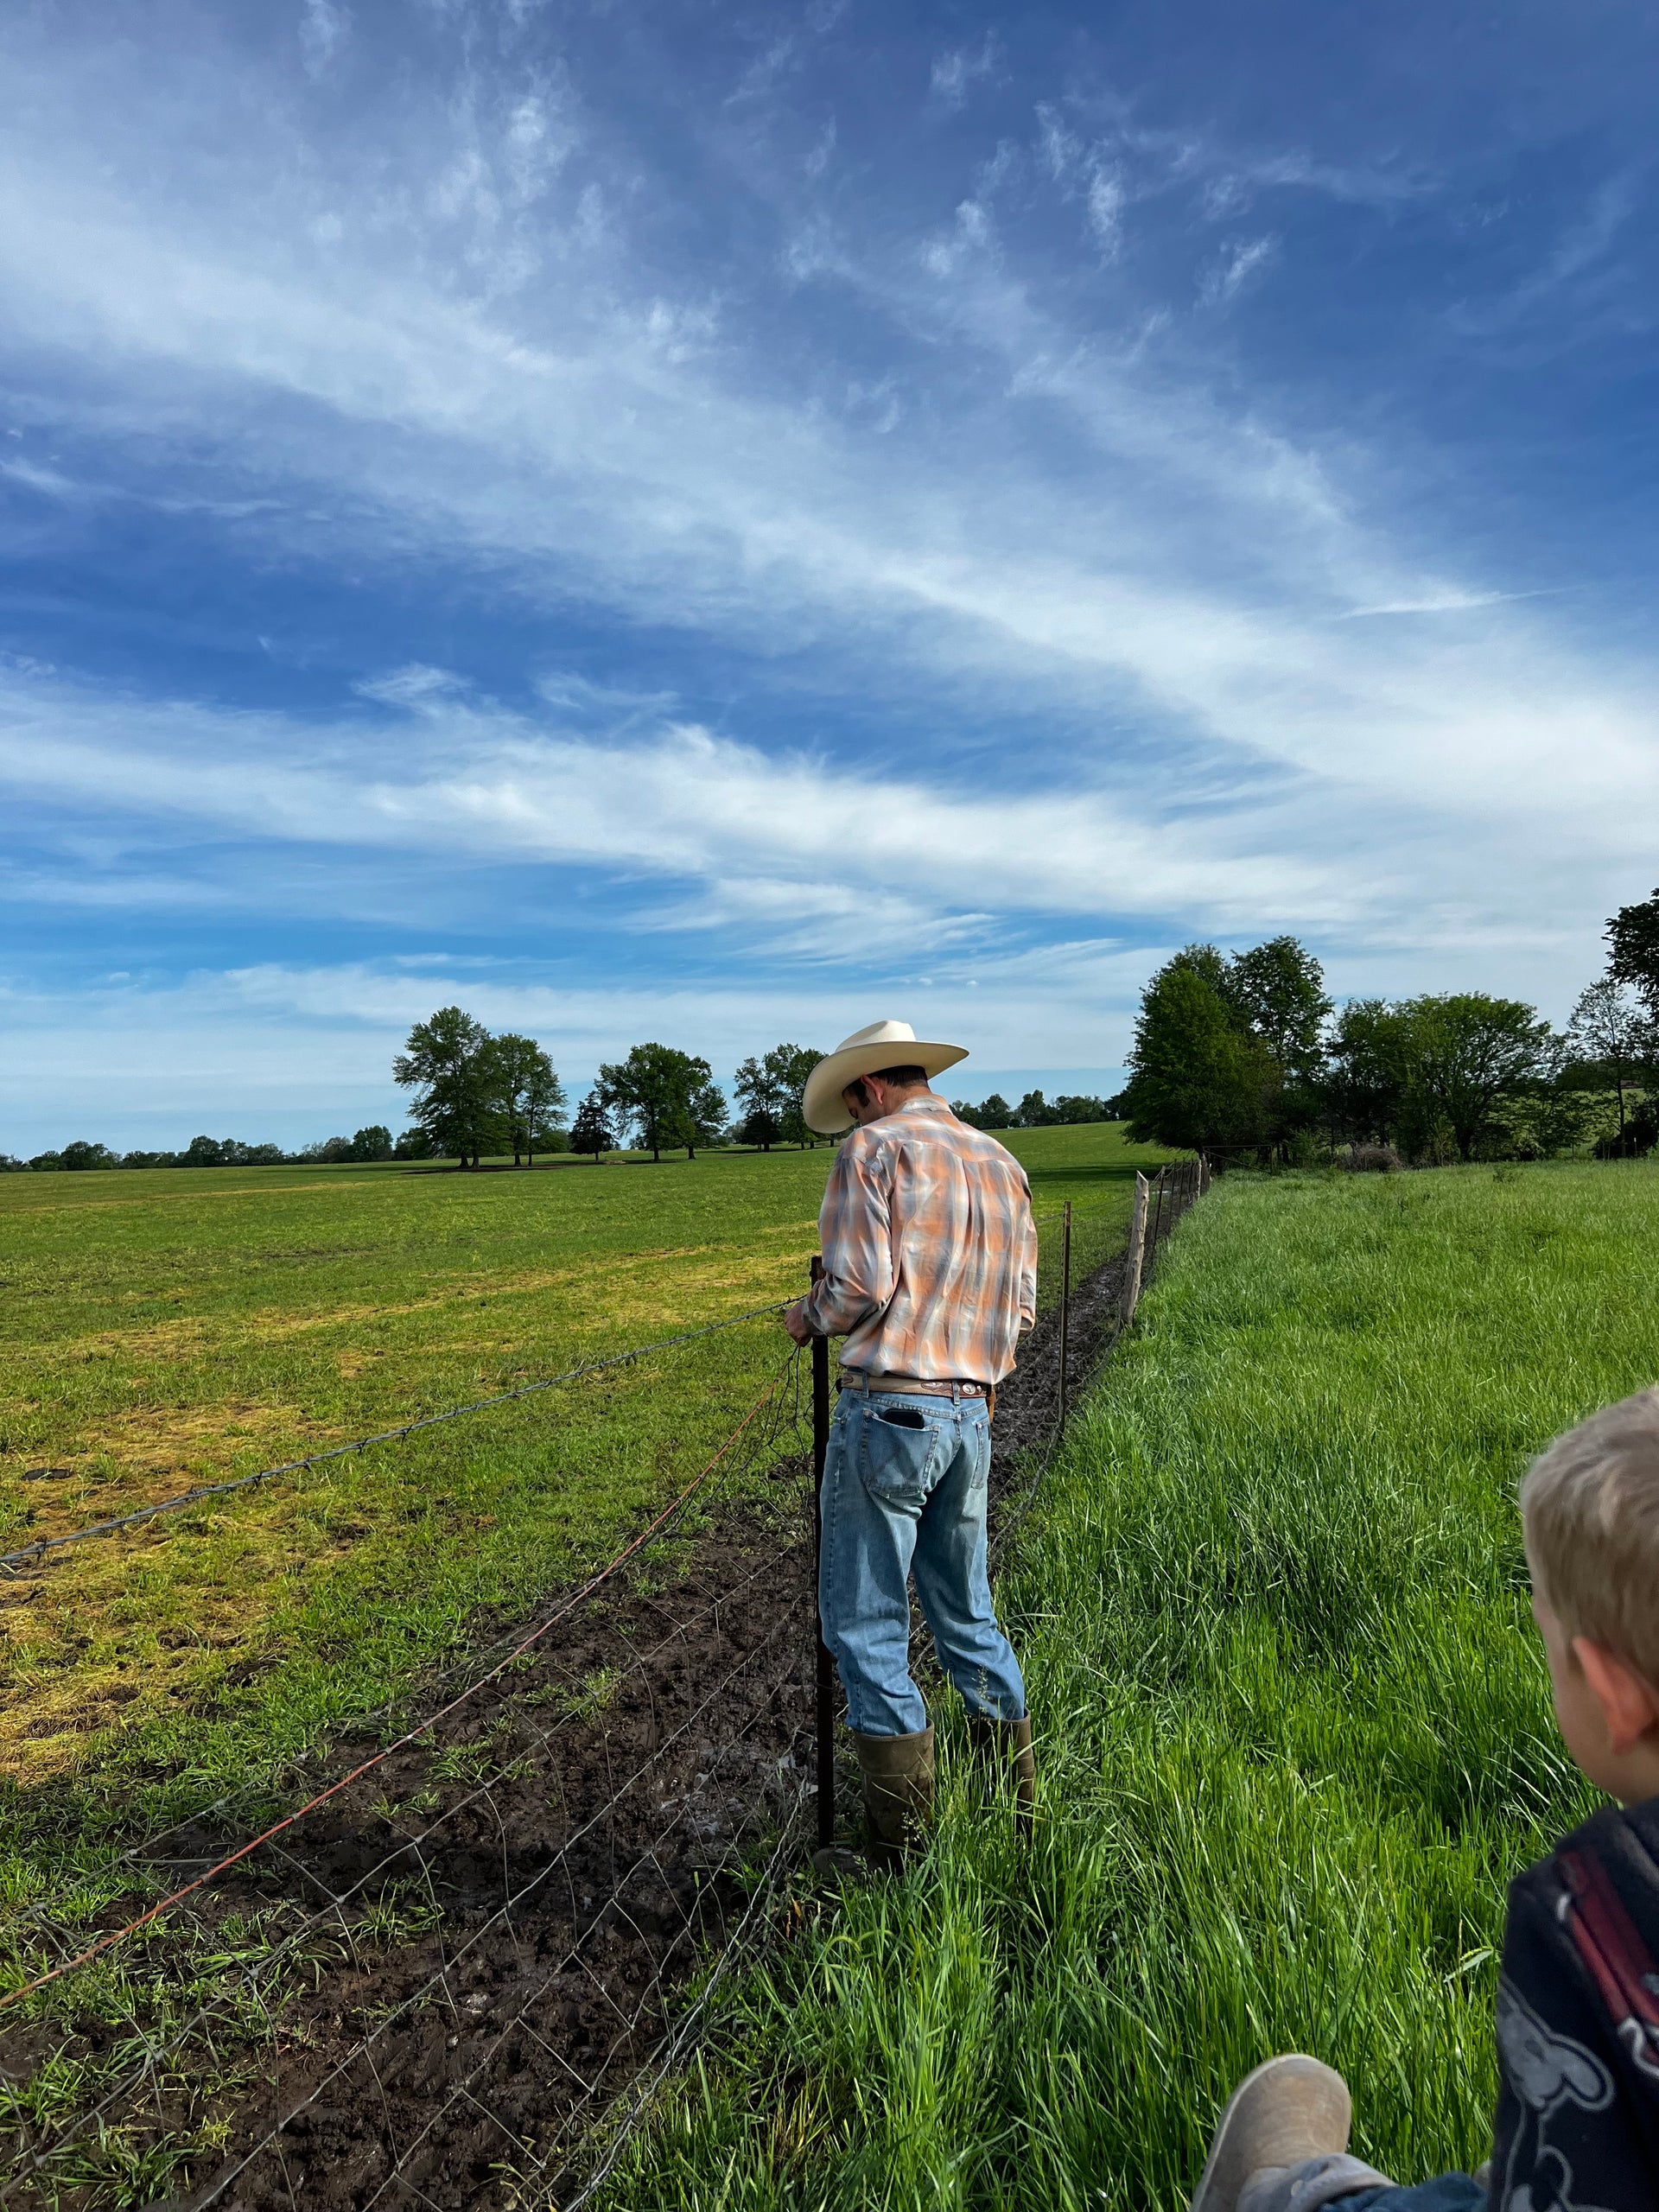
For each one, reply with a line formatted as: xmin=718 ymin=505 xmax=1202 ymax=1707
xmin=673 ymin=1066 xmax=728 ymax=1159
xmin=734 ymin=1054 xmax=788 ymax=1150
xmin=1226 ymin=937 xmax=1332 ymax=1084
xmin=772 ymin=1045 xmax=824 ymax=1147
xmin=570 ymin=1091 xmax=618 ymax=1163
xmin=1606 ymin=888 xmax=1659 ymax=1014
xmin=597 ymin=1043 xmax=715 ymax=1162
xmin=736 ymin=1043 xmax=820 ymax=1148
xmin=1389 ymin=994 xmax=1554 ymax=1161
xmin=1121 ymin=958 xmax=1274 ymax=1154
xmin=1325 ymin=999 xmax=1408 ymax=1147
xmin=1015 ymin=1090 xmax=1060 ymax=1128
xmin=393 ymin=1128 xmax=434 ymax=1160
xmin=349 ymin=1125 xmax=393 ymax=1162
xmin=393 ymin=1007 xmax=503 ymax=1167
xmin=491 ymin=1034 xmax=567 ymax=1166
xmin=1567 ymin=980 xmax=1655 ymax=1146
xmin=973 ymin=1093 xmax=1016 ymax=1128
xmin=59 ymin=1140 xmax=120 ymax=1171
xmin=1052 ymin=1094 xmax=1110 ymax=1123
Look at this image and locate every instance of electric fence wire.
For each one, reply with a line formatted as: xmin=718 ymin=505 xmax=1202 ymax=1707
xmin=1 ymin=1297 xmax=794 ymax=1573
xmin=1 ymin=1344 xmax=808 ymax=1991
xmin=3 ymin=1364 xmax=815 ymax=2208
xmin=4 ymin=1188 xmax=1196 ymax=2210
xmin=2 ymin=1352 xmax=806 ymax=2013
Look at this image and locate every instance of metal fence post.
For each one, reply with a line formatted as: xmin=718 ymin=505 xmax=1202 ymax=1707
xmin=810 ymin=1256 xmax=835 ymax=1851
xmin=1058 ymin=1200 xmax=1073 ymax=1439
xmin=1124 ymin=1172 xmax=1148 ymax=1325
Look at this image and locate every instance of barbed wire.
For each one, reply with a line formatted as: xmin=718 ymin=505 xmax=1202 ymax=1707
xmin=2 ymin=1297 xmax=795 ymax=1573
xmin=3 ymin=1181 xmax=1195 ymax=2212
xmin=3 ymin=1357 xmax=804 ymax=2017
xmin=5 ymin=1529 xmax=810 ymax=2208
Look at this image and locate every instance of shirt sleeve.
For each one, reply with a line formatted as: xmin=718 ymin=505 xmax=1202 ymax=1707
xmin=1015 ymin=1182 xmax=1038 ymax=1329
xmin=799 ymin=1135 xmax=893 ymax=1338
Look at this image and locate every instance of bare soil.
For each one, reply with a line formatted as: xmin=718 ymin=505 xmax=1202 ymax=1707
xmin=15 ymin=1243 xmax=1129 ymax=2212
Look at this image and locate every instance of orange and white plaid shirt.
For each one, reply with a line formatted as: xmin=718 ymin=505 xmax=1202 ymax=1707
xmin=800 ymin=1092 xmax=1038 ymax=1385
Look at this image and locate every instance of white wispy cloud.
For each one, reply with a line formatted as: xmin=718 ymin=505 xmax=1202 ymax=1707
xmin=931 ymin=35 xmax=1001 ymax=110
xmin=0 ymin=5 xmax=1653 ymax=1147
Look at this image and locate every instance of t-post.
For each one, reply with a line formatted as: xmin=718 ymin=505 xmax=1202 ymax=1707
xmin=810 ymin=1256 xmax=835 ymax=1851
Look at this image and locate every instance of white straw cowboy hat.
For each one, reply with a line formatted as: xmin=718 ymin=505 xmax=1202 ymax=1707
xmin=801 ymin=1019 xmax=969 ymax=1135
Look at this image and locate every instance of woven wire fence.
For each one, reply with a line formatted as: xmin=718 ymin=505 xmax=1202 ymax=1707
xmin=2 ymin=1161 xmax=1208 ymax=2212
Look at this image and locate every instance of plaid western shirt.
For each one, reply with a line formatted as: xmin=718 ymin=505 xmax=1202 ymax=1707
xmin=799 ymin=1091 xmax=1039 ymax=1385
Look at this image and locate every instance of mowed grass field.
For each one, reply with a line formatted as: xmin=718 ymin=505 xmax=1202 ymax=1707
xmin=0 ymin=1124 xmax=1161 ymax=1834
xmin=614 ymin=1160 xmax=1659 ymax=2210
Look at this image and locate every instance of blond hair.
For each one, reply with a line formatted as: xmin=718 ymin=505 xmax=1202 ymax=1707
xmin=1521 ymin=1388 xmax=1659 ymax=1686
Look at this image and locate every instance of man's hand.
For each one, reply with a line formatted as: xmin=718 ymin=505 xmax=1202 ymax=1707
xmin=784 ymin=1299 xmax=815 ymax=1345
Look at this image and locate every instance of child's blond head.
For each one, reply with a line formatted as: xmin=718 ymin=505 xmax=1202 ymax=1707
xmin=1521 ymin=1388 xmax=1659 ymax=1687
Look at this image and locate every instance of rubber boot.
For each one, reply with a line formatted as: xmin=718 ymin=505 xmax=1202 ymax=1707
xmin=857 ymin=1723 xmax=935 ymax=1870
xmin=1189 ymin=2056 xmax=1369 ymax=2212
xmin=965 ymin=1712 xmax=1036 ymax=1834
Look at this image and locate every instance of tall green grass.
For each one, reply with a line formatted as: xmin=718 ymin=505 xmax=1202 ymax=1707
xmin=614 ymin=1161 xmax=1659 ymax=2209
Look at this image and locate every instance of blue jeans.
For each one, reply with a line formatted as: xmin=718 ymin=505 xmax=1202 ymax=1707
xmin=1334 ymin=2188 xmax=1481 ymax=2211
xmin=817 ymin=1385 xmax=1027 ymax=1737
xmin=1240 ymin=2157 xmax=1483 ymax=2212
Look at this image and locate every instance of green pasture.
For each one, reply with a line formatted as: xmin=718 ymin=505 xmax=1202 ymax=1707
xmin=617 ymin=1158 xmax=1659 ymax=2209
xmin=0 ymin=1123 xmax=1157 ymax=1809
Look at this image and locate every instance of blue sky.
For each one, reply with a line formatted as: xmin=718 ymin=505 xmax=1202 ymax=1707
xmin=3 ymin=0 xmax=1657 ymax=1153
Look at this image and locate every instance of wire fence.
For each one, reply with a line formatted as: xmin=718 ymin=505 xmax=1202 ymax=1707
xmin=2 ymin=1160 xmax=1208 ymax=2212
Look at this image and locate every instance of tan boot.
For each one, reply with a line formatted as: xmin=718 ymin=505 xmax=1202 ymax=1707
xmin=965 ymin=1712 xmax=1036 ymax=1834
xmin=855 ymin=1724 xmax=934 ymax=1872
xmin=1189 ymin=2056 xmax=1353 ymax=2212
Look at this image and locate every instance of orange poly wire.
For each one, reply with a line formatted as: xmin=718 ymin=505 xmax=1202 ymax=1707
xmin=2 ymin=1375 xmax=788 ymax=2013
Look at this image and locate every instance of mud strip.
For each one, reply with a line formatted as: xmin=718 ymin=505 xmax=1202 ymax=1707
xmin=9 ymin=1245 xmax=1128 ymax=2212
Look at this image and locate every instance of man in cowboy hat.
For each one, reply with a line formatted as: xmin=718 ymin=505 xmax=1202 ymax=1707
xmin=785 ymin=1019 xmax=1039 ymax=1873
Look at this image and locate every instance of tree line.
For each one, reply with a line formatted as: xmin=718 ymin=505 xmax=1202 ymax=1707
xmin=1 ymin=1128 xmax=412 ymax=1173
xmin=1121 ymin=891 xmax=1659 ymax=1165
xmin=7 ymin=1014 xmax=841 ymax=1173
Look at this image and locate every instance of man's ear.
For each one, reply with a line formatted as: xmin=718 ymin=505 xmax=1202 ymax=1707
xmin=1574 ymin=1637 xmax=1659 ymax=1755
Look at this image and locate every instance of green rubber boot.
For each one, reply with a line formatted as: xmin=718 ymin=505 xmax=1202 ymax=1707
xmin=965 ymin=1713 xmax=1036 ymax=1834
xmin=856 ymin=1723 xmax=935 ymax=1870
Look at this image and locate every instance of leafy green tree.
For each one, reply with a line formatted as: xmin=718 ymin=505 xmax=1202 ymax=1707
xmin=733 ymin=1053 xmax=787 ymax=1149
xmin=393 ymin=1007 xmax=503 ymax=1168
xmin=570 ymin=1091 xmax=618 ymax=1163
xmin=1567 ymin=979 xmax=1655 ymax=1146
xmin=672 ymin=1066 xmax=728 ymax=1160
xmin=1390 ymin=994 xmax=1554 ymax=1161
xmin=1121 ymin=959 xmax=1274 ymax=1154
xmin=1014 ymin=1090 xmax=1058 ymax=1128
xmin=1325 ymin=999 xmax=1408 ymax=1147
xmin=737 ymin=1043 xmax=820 ymax=1148
xmin=1606 ymin=887 xmax=1659 ymax=1014
xmin=491 ymin=1035 xmax=567 ymax=1166
xmin=59 ymin=1140 xmax=120 ymax=1170
xmin=597 ymin=1043 xmax=716 ymax=1162
xmin=773 ymin=1045 xmax=823 ymax=1147
xmin=1227 ymin=937 xmax=1332 ymax=1083
xmin=1052 ymin=1094 xmax=1110 ymax=1123
xmin=953 ymin=1092 xmax=1014 ymax=1129
xmin=393 ymin=1128 xmax=433 ymax=1160
xmin=349 ymin=1125 xmax=393 ymax=1162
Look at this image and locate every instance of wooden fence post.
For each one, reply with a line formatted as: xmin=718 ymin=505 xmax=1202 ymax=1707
xmin=810 ymin=1256 xmax=834 ymax=1851
xmin=1124 ymin=1172 xmax=1149 ymax=1325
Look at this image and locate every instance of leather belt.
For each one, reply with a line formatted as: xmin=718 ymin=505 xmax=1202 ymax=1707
xmin=839 ymin=1370 xmax=989 ymax=1400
